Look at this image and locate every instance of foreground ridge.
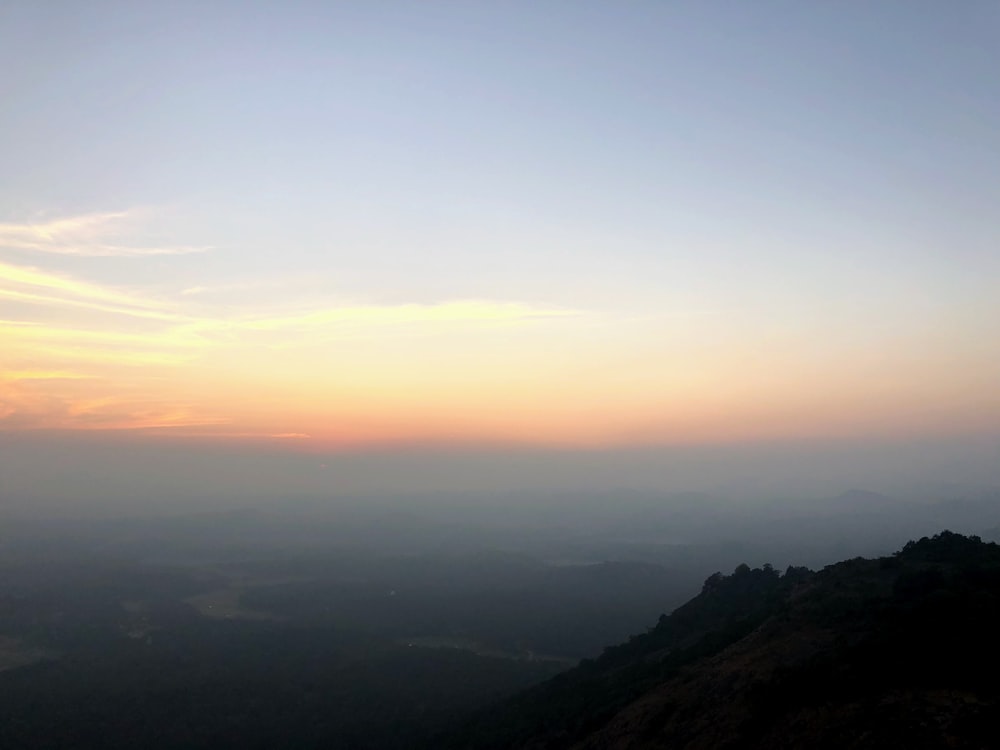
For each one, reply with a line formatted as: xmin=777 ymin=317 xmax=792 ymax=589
xmin=442 ymin=531 xmax=1000 ymax=750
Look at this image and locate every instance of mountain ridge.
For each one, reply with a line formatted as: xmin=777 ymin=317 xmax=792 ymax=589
xmin=440 ymin=531 xmax=1000 ymax=750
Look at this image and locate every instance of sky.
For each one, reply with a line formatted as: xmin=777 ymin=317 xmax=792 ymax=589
xmin=2 ymin=2 xmax=1000 ymax=505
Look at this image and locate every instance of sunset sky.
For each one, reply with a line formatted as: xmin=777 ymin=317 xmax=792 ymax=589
xmin=2 ymin=3 xmax=1000 ymax=502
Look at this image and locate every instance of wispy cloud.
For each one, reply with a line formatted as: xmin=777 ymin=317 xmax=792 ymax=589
xmin=0 ymin=211 xmax=208 ymax=257
xmin=1 ymin=243 xmax=585 ymax=435
xmin=0 ymin=377 xmax=231 ymax=431
xmin=0 ymin=261 xmax=188 ymax=321
xmin=66 ymin=401 xmax=232 ymax=430
xmin=0 ymin=319 xmax=207 ymax=350
xmin=0 ymin=319 xmax=41 ymax=327
xmin=3 ymin=259 xmax=579 ymax=371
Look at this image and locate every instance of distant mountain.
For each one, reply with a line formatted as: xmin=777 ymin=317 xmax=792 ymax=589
xmin=441 ymin=531 xmax=1000 ymax=749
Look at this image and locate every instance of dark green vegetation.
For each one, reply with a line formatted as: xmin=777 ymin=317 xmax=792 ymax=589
xmin=0 ymin=547 xmax=692 ymax=749
xmin=443 ymin=531 xmax=1000 ymax=749
xmin=0 ymin=620 xmax=557 ymax=750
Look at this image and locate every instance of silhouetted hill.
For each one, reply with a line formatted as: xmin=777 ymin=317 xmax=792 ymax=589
xmin=441 ymin=531 xmax=1000 ymax=749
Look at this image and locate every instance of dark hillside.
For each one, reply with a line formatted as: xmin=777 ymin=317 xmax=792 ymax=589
xmin=442 ymin=532 xmax=1000 ymax=749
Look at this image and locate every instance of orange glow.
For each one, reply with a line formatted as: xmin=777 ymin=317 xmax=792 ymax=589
xmin=3 ymin=247 xmax=999 ymax=449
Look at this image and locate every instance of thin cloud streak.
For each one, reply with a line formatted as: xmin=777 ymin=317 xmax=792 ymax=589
xmin=0 ymin=382 xmax=231 ymax=431
xmin=1 ymin=320 xmax=208 ymax=349
xmin=0 ymin=211 xmax=208 ymax=257
xmin=0 ymin=288 xmax=190 ymax=322
xmin=0 ymin=260 xmax=182 ymax=317
xmin=3 ymin=260 xmax=578 ymax=331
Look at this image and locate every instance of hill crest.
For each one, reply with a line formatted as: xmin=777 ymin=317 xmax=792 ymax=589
xmin=442 ymin=531 xmax=1000 ymax=750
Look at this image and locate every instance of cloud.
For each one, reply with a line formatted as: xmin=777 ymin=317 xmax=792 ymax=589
xmin=2 ymin=260 xmax=579 ymax=380
xmin=0 ymin=261 xmax=188 ymax=321
xmin=65 ymin=401 xmax=231 ymax=430
xmin=1 ymin=318 xmax=203 ymax=371
xmin=113 ymin=429 xmax=315 ymax=440
xmin=0 ymin=319 xmax=206 ymax=350
xmin=0 ymin=211 xmax=208 ymax=257
xmin=2 ymin=248 xmax=587 ymax=435
xmin=0 ymin=384 xmax=231 ymax=431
